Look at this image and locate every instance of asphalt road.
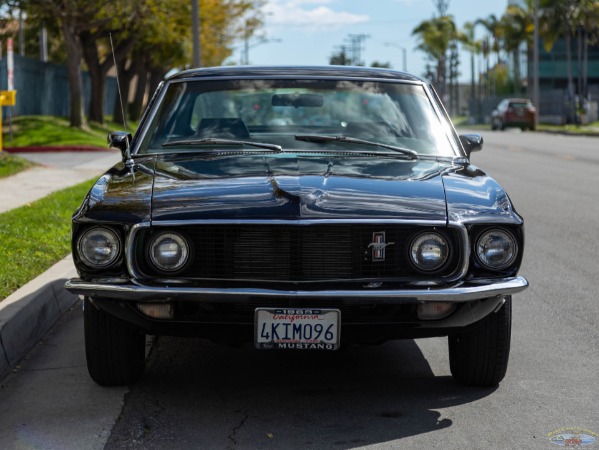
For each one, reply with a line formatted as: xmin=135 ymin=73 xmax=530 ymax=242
xmin=1 ymin=130 xmax=598 ymax=449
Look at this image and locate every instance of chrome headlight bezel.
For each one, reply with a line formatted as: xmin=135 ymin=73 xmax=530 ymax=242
xmin=76 ymin=226 xmax=122 ymax=269
xmin=408 ymin=231 xmax=451 ymax=273
xmin=147 ymin=231 xmax=191 ymax=274
xmin=474 ymin=228 xmax=518 ymax=270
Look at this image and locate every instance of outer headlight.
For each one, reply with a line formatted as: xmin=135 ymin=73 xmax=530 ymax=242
xmin=148 ymin=232 xmax=190 ymax=272
xmin=409 ymin=232 xmax=450 ymax=272
xmin=475 ymin=229 xmax=518 ymax=270
xmin=77 ymin=227 xmax=121 ymax=268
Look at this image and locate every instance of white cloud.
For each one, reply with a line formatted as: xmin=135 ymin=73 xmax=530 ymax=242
xmin=264 ymin=1 xmax=370 ymax=28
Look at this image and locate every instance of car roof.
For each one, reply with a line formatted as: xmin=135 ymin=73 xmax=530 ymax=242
xmin=167 ymin=65 xmax=425 ymax=84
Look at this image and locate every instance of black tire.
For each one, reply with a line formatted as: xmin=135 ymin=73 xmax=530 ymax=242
xmin=448 ymin=296 xmax=512 ymax=387
xmin=84 ymin=297 xmax=146 ymax=386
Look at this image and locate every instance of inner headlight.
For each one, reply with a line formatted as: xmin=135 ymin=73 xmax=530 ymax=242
xmin=475 ymin=229 xmax=518 ymax=270
xmin=77 ymin=227 xmax=121 ymax=268
xmin=148 ymin=232 xmax=190 ymax=272
xmin=409 ymin=232 xmax=450 ymax=272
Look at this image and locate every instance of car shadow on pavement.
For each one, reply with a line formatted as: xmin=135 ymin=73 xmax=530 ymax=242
xmin=106 ymin=336 xmax=497 ymax=449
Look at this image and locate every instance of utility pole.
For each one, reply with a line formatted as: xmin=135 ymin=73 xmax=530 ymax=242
xmin=533 ymin=0 xmax=539 ymax=128
xmin=191 ymin=0 xmax=201 ymax=67
xmin=346 ymin=34 xmax=370 ymax=66
xmin=40 ymin=25 xmax=48 ymax=62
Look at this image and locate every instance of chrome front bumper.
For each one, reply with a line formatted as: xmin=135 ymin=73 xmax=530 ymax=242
xmin=65 ymin=276 xmax=528 ymax=304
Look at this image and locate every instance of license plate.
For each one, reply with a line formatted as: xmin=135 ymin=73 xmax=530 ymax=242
xmin=255 ymin=308 xmax=340 ymax=350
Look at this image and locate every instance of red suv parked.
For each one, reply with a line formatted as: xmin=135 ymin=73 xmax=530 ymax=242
xmin=491 ymin=98 xmax=536 ymax=131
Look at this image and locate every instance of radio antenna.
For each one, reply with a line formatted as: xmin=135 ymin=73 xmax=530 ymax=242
xmin=109 ymin=33 xmax=133 ymax=167
xmin=110 ymin=33 xmax=128 ymax=133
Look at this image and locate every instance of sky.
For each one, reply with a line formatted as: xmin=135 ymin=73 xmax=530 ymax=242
xmin=234 ymin=0 xmax=508 ymax=82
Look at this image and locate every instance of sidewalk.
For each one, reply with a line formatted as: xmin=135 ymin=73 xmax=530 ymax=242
xmin=0 ymin=148 xmax=120 ymax=379
xmin=0 ymin=149 xmax=120 ymax=213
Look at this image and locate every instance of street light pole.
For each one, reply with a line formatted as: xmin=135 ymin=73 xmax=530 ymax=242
xmin=191 ymin=0 xmax=201 ymax=67
xmin=533 ymin=0 xmax=539 ymax=128
xmin=384 ymin=43 xmax=407 ymax=71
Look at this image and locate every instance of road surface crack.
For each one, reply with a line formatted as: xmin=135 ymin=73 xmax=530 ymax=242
xmin=228 ymin=409 xmax=249 ymax=447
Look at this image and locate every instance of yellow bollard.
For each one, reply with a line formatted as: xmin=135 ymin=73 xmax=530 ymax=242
xmin=0 ymin=90 xmax=17 ymax=152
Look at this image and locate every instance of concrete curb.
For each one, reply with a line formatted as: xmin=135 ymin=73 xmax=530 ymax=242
xmin=0 ymin=256 xmax=80 ymax=379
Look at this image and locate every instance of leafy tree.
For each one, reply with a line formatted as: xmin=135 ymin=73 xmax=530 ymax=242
xmin=370 ymin=61 xmax=392 ymax=68
xmin=126 ymin=0 xmax=265 ymax=121
xmin=329 ymin=47 xmax=350 ymax=65
xmin=19 ymin=0 xmax=264 ymax=128
xmin=24 ymin=0 xmax=98 ymax=128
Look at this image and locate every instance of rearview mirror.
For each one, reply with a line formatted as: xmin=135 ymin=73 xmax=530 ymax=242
xmin=108 ymin=131 xmax=133 ymax=163
xmin=459 ymin=134 xmax=483 ymax=158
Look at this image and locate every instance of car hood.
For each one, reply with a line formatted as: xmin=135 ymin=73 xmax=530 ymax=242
xmin=149 ymin=154 xmax=450 ymax=222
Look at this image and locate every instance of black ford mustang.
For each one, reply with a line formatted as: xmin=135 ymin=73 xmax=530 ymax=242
xmin=66 ymin=66 xmax=528 ymax=387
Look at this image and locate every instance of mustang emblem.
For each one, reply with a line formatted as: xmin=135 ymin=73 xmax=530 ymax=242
xmin=368 ymin=232 xmax=395 ymax=262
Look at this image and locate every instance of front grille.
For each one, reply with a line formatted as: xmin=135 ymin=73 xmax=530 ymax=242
xmin=136 ymin=224 xmax=460 ymax=282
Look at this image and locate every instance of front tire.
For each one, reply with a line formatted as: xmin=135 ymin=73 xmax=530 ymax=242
xmin=84 ymin=297 xmax=146 ymax=386
xmin=448 ymin=296 xmax=512 ymax=387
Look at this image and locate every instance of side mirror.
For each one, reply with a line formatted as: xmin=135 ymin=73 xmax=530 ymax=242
xmin=459 ymin=134 xmax=483 ymax=158
xmin=108 ymin=131 xmax=133 ymax=163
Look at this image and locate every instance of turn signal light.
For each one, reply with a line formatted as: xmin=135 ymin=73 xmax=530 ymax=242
xmin=417 ymin=302 xmax=456 ymax=320
xmin=137 ymin=303 xmax=174 ymax=319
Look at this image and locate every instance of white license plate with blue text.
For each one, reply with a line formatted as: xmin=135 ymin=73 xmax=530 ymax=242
xmin=255 ymin=308 xmax=340 ymax=350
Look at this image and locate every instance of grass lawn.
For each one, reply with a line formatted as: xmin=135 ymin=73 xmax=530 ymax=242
xmin=0 ymin=178 xmax=96 ymax=301
xmin=2 ymin=115 xmax=135 ymax=148
xmin=0 ymin=151 xmax=36 ymax=179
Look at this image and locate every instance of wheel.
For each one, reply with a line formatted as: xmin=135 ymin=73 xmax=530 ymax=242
xmin=491 ymin=119 xmax=498 ymax=131
xmin=83 ymin=297 xmax=146 ymax=386
xmin=499 ymin=120 xmax=506 ymax=131
xmin=448 ymin=296 xmax=512 ymax=387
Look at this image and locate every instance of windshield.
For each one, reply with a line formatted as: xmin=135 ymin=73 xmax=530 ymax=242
xmin=137 ymin=78 xmax=457 ymax=157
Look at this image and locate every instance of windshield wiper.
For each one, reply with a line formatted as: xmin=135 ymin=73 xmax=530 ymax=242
xmin=162 ymin=137 xmax=282 ymax=152
xmin=294 ymin=134 xmax=419 ymax=160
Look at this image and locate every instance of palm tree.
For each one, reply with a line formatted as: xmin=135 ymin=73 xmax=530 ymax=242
xmin=476 ymin=14 xmax=504 ymax=96
xmin=460 ymin=21 xmax=482 ymax=120
xmin=539 ymin=0 xmax=577 ymax=122
xmin=501 ymin=2 xmax=534 ymax=95
xmin=412 ymin=15 xmax=459 ymax=100
xmin=573 ymin=0 xmax=599 ymax=103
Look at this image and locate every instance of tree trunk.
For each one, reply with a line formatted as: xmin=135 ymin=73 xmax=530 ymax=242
xmin=130 ymin=56 xmax=148 ymax=121
xmin=577 ymin=27 xmax=583 ymax=106
xmin=565 ymin=33 xmax=576 ymax=123
xmin=61 ymin=22 xmax=87 ymax=129
xmin=583 ymin=31 xmax=588 ymax=99
xmin=512 ymin=49 xmax=520 ymax=96
xmin=113 ymin=57 xmax=133 ymax=128
xmin=81 ymin=31 xmax=105 ymax=124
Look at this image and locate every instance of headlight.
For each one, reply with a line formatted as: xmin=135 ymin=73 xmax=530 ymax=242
xmin=409 ymin=232 xmax=450 ymax=272
xmin=148 ymin=232 xmax=190 ymax=272
xmin=475 ymin=229 xmax=518 ymax=270
xmin=77 ymin=227 xmax=121 ymax=268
